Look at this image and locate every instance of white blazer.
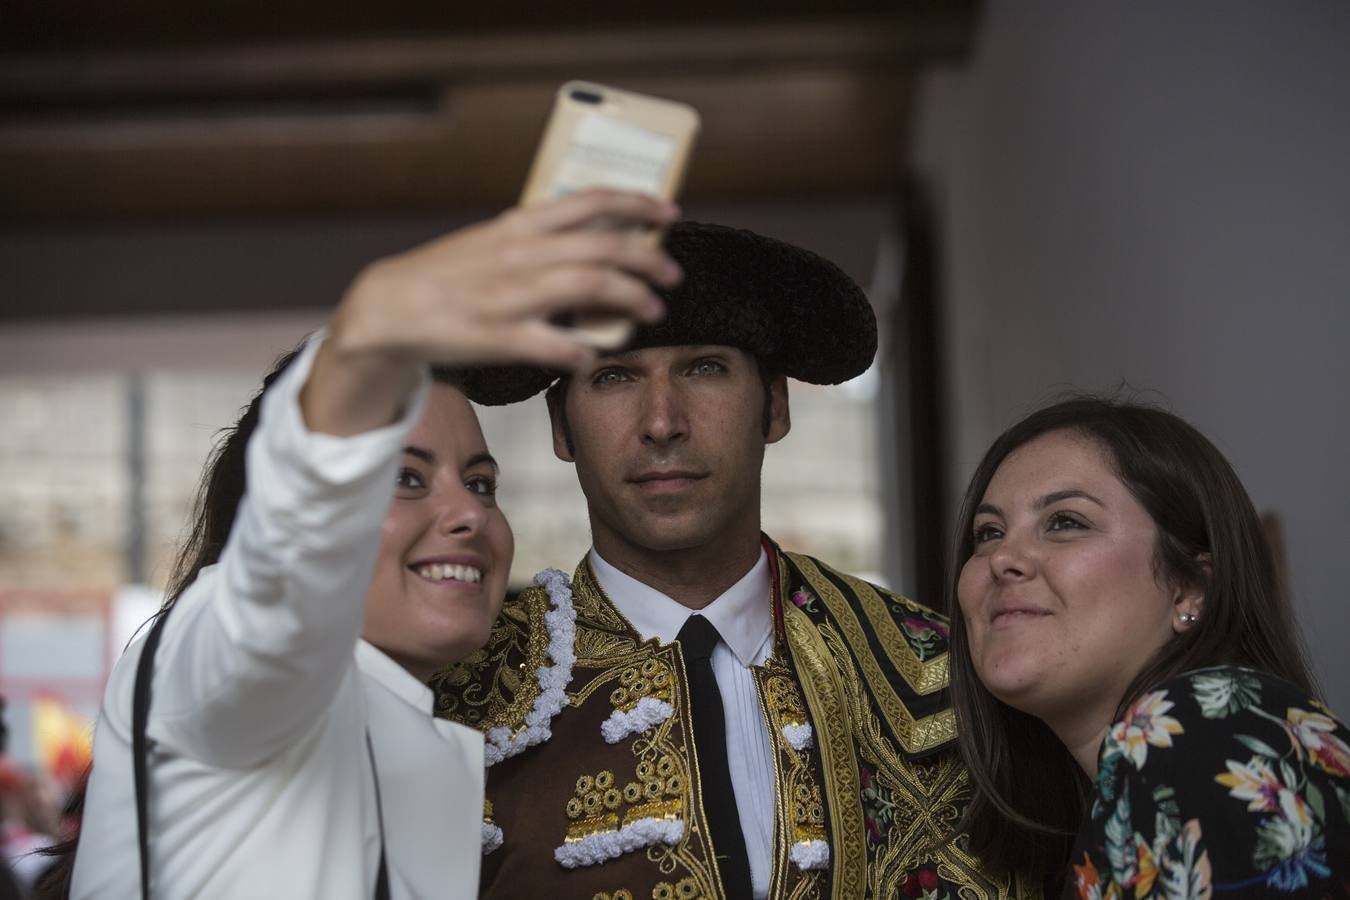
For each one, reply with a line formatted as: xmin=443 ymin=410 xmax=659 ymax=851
xmin=71 ymin=339 xmax=484 ymax=899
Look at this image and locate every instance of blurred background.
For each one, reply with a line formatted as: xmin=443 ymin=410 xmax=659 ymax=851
xmin=1 ymin=1 xmax=1348 ymax=886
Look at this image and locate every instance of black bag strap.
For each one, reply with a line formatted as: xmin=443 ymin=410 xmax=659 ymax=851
xmin=131 ymin=609 xmax=169 ymax=900
xmin=366 ymin=732 xmax=390 ymax=900
xmin=130 ymin=608 xmax=390 ymax=899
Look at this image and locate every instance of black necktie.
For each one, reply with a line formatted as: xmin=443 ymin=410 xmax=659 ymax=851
xmin=677 ymin=614 xmax=753 ymax=900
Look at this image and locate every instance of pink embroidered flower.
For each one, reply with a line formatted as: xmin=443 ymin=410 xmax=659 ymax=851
xmin=1286 ymin=707 xmax=1350 ymax=778
xmin=902 ymin=867 xmax=942 ymax=898
xmin=1109 ymin=690 xmax=1184 ymax=769
xmin=791 ymin=590 xmax=811 ymax=608
xmin=903 ymin=616 xmax=937 ymax=636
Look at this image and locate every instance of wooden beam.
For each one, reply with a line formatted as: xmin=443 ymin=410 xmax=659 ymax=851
xmin=0 ymin=16 xmax=969 ymax=221
xmin=2 ymin=75 xmax=917 ymax=222
xmin=1 ymin=3 xmax=976 ymax=59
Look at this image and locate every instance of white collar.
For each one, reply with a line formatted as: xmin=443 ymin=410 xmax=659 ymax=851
xmin=588 ymin=547 xmax=773 ymax=667
xmin=355 ymin=639 xmax=437 ymax=715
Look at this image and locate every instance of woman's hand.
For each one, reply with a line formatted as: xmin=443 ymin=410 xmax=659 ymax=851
xmin=303 ymin=189 xmax=682 ymax=435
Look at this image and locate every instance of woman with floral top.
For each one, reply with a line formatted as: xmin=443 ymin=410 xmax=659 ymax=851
xmin=947 ymin=398 xmax=1348 ymax=898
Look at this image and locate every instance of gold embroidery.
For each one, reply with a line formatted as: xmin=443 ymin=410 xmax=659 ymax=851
xmin=609 ymin=660 xmax=675 ymax=712
xmin=756 ymin=651 xmax=830 ymax=900
xmin=815 ymin=626 xmax=1031 ymax=898
xmin=593 ymin=890 xmax=635 ymax=900
xmin=563 ymin=760 xmax=684 ymax=841
xmin=483 ymin=799 xmax=497 ymax=828
xmin=783 ymin=602 xmax=865 ymax=900
xmin=792 ymin=554 xmax=948 ymax=695
xmin=652 ymin=876 xmax=703 ymax=900
xmin=567 ymin=813 xmax=619 ymax=842
xmin=624 ymin=798 xmax=681 ymax=826
xmin=785 ymin=877 xmax=825 ymax=900
xmin=791 ymin=556 xmax=955 ymax=754
xmin=793 ymin=823 xmax=827 ymax=844
xmin=432 ymin=586 xmax=551 ymax=728
xmin=576 ymin=627 xmax=641 ymax=663
xmin=571 ymin=559 xmax=635 ymax=633
xmin=791 ymin=784 xmax=825 ymax=837
xmin=553 ymin=565 xmax=721 ymax=895
xmin=835 ymin=566 xmax=949 ymax=696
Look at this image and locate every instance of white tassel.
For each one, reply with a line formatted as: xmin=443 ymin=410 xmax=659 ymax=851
xmin=484 ymin=568 xmax=577 ymax=766
xmin=600 ymin=697 xmax=674 ymax=744
xmin=782 ymin=722 xmax=814 ymax=751
xmin=553 ymin=817 xmax=686 ymax=869
xmin=790 ymin=839 xmax=830 ymax=870
xmin=481 ymin=821 xmax=504 ymax=855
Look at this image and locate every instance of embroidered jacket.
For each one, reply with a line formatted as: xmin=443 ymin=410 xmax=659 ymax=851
xmin=1067 ymin=666 xmax=1350 ymax=899
xmin=433 ymin=537 xmax=1039 ymax=899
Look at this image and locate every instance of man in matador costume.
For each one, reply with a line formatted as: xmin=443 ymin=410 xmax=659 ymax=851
xmin=437 ymin=222 xmax=1039 ymax=900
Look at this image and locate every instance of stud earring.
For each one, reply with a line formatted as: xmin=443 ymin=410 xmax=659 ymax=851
xmin=1179 ymin=612 xmax=1198 ymax=625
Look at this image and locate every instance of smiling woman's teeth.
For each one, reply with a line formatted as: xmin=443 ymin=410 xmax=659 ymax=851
xmin=415 ymin=563 xmax=482 ymax=583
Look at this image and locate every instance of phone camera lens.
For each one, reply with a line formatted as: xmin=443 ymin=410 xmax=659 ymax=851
xmin=570 ymin=90 xmax=604 ymax=105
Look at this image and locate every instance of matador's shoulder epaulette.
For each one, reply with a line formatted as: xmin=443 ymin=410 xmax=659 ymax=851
xmin=773 ymin=545 xmax=956 ymax=759
xmin=431 ymin=568 xmax=578 ymax=765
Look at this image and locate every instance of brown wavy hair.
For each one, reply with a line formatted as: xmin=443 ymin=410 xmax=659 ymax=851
xmin=947 ymin=396 xmax=1317 ymax=884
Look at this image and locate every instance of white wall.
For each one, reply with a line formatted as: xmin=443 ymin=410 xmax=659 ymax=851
xmin=916 ymin=2 xmax=1350 ymax=711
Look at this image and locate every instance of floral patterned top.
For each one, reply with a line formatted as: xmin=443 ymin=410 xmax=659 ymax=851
xmin=1067 ymin=666 xmax=1350 ymax=899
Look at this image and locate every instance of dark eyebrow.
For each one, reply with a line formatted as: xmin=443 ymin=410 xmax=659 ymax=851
xmin=1035 ymin=489 xmax=1104 ymax=510
xmin=464 ymin=452 xmax=499 ymax=474
xmin=402 ymin=447 xmax=498 ymax=474
xmin=975 ymin=489 xmax=1104 ymax=518
xmin=403 ymin=446 xmax=435 ymax=464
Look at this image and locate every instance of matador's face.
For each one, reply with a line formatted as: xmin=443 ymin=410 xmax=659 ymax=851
xmin=551 ymin=344 xmax=789 ymax=564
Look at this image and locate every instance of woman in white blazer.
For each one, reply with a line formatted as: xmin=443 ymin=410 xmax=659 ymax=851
xmin=64 ymin=190 xmax=682 ymax=900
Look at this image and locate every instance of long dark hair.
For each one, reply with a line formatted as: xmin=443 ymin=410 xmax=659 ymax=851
xmin=159 ymin=349 xmax=304 ymax=609
xmin=948 ymin=396 xmax=1317 ymax=882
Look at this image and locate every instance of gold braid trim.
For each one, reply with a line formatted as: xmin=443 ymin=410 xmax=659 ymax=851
xmin=783 ymin=602 xmax=865 ymax=900
xmin=433 ymin=585 xmax=551 ymax=729
xmin=817 ymin=625 xmax=1035 ymax=899
xmin=755 ymin=655 xmax=826 ymax=900
xmin=829 ymin=565 xmax=948 ymax=696
xmin=791 ymin=556 xmax=955 ymax=755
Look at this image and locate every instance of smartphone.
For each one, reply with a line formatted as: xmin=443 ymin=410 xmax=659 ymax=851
xmin=521 ymin=81 xmax=700 ymax=348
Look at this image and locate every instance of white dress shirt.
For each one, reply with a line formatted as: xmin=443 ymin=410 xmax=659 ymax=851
xmin=589 ymin=549 xmax=777 ymax=900
xmin=71 ymin=337 xmax=484 ymax=900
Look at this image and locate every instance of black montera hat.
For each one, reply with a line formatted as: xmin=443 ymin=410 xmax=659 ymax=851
xmin=456 ymin=220 xmax=878 ymax=405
